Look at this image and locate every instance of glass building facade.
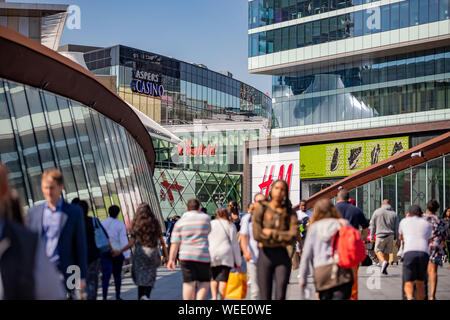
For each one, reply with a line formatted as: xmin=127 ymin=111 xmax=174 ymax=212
xmin=248 ymin=0 xmax=450 ymax=131
xmin=334 ymin=153 xmax=450 ymax=220
xmin=249 ymin=0 xmax=382 ymax=28
xmin=153 ymin=128 xmax=262 ymax=173
xmin=0 ymin=77 xmax=163 ymax=226
xmin=152 ymin=125 xmax=266 ymax=219
xmin=272 ymin=46 xmax=450 ymax=128
xmin=154 ymin=168 xmax=242 ymax=219
xmin=83 ymin=45 xmax=272 ymax=125
xmin=249 ymin=0 xmax=450 ymax=57
xmin=79 ymin=44 xmax=272 ymax=219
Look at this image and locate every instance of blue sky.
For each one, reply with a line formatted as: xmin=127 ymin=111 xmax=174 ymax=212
xmin=16 ymin=0 xmax=272 ymax=95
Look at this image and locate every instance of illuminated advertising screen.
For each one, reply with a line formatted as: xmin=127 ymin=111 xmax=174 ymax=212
xmin=300 ymin=136 xmax=409 ymax=179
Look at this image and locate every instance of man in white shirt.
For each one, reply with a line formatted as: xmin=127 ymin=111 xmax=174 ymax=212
xmin=295 ymin=200 xmax=311 ymax=270
xmin=296 ymin=200 xmax=312 ymax=219
xmin=100 ymin=205 xmax=130 ymax=300
xmin=399 ymin=205 xmax=432 ymax=300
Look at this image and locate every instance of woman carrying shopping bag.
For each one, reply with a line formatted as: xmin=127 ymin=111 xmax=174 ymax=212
xmin=208 ymin=207 xmax=242 ymax=300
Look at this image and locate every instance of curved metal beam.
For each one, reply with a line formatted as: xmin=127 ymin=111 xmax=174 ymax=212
xmin=0 ymin=25 xmax=156 ymax=172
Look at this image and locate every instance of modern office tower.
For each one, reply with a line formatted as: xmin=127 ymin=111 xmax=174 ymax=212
xmin=245 ymin=0 xmax=450 ymax=217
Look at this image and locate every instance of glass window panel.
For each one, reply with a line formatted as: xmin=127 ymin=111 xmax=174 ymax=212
xmin=399 ymin=1 xmax=409 ymax=28
xmin=10 ymin=83 xmax=43 ymax=200
xmin=305 ymin=23 xmax=312 ymax=46
xmin=289 ymin=26 xmax=296 ymax=50
xmin=419 ymin=0 xmax=429 ymax=24
xmin=274 ymin=28 xmax=282 ymax=52
xmin=0 ymin=81 xmax=27 ymax=204
xmin=329 ymin=16 xmax=337 ymax=41
xmin=312 ymin=20 xmax=321 ymax=44
xmin=409 ymin=0 xmax=419 ymax=26
xmin=90 ymin=111 xmax=118 ymax=203
xmin=321 ymin=19 xmax=329 ymax=43
xmin=381 ymin=5 xmax=390 ymax=32
xmin=354 ymin=11 xmax=363 ymax=36
xmin=259 ymin=31 xmax=267 ymax=55
xmin=369 ymin=180 xmax=382 ymax=218
xmin=58 ymin=97 xmax=88 ymax=201
xmin=428 ymin=0 xmax=439 ymax=22
xmin=440 ymin=0 xmax=450 ymax=20
xmin=357 ymin=184 xmax=369 ymax=218
xmin=415 ymin=54 xmax=425 ymax=77
xmin=267 ymin=30 xmax=274 ymax=53
xmin=412 ymin=163 xmax=426 ymax=209
xmin=71 ymin=103 xmax=105 ymax=214
xmin=281 ymin=27 xmax=289 ymax=51
xmin=397 ymin=170 xmax=411 ymax=218
xmin=25 ymin=86 xmax=55 ymax=171
xmin=436 ymin=81 xmax=446 ymax=109
xmin=390 ymin=3 xmax=399 ymax=30
xmin=383 ymin=175 xmax=396 ymax=208
xmin=251 ymin=33 xmax=258 ymax=57
xmin=297 ymin=24 xmax=304 ymax=48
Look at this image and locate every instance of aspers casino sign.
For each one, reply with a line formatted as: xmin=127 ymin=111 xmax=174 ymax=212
xmin=131 ymin=70 xmax=164 ymax=97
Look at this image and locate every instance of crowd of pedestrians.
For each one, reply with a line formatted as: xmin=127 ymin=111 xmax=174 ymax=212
xmin=0 ymin=160 xmax=449 ymax=301
xmin=0 ymin=165 xmax=170 ymax=300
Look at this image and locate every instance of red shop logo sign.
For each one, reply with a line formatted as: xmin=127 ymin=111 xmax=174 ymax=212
xmin=258 ymin=164 xmax=293 ymax=197
xmin=178 ymin=140 xmax=216 ymax=156
xmin=159 ymin=171 xmax=184 ymax=205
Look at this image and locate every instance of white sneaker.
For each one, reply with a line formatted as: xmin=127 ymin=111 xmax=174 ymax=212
xmin=140 ymin=295 xmax=149 ymax=300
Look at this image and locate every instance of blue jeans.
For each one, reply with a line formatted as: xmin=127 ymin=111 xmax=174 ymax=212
xmin=101 ymin=252 xmax=124 ymax=300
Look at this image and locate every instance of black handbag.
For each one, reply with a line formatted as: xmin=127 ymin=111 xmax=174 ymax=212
xmin=360 ymin=254 xmax=373 ymax=267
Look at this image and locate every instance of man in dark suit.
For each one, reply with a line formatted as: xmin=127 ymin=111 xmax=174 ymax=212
xmin=26 ymin=168 xmax=88 ymax=298
xmin=0 ymin=163 xmax=65 ymax=300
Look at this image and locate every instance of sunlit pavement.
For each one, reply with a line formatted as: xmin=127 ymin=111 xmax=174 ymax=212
xmin=97 ymin=266 xmax=183 ymax=300
xmin=97 ymin=261 xmax=450 ymax=300
xmin=286 ymin=261 xmax=450 ymax=300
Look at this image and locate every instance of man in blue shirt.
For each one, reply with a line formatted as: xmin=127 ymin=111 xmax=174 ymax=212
xmin=335 ymin=189 xmax=369 ymax=300
xmin=27 ymin=169 xmax=88 ymax=299
xmin=336 ymin=190 xmax=369 ymax=232
xmin=0 ymin=163 xmax=65 ymax=299
xmin=240 ymin=193 xmax=265 ymax=299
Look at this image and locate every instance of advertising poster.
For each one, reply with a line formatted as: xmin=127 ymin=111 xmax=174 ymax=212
xmin=300 ymin=136 xmax=409 ymax=179
xmin=345 ymin=141 xmax=365 ymax=175
xmin=325 ymin=144 xmax=345 ymax=177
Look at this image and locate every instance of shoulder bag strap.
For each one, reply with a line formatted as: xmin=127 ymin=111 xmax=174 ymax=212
xmin=92 ymin=216 xmax=99 ymax=229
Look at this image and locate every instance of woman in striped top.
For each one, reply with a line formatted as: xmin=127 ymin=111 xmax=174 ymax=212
xmin=168 ymin=199 xmax=211 ymax=300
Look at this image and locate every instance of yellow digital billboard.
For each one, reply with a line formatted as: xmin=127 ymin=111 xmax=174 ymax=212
xmin=300 ymin=136 xmax=409 ymax=179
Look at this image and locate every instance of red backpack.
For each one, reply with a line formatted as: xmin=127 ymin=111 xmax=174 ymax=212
xmin=331 ymin=225 xmax=366 ymax=269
